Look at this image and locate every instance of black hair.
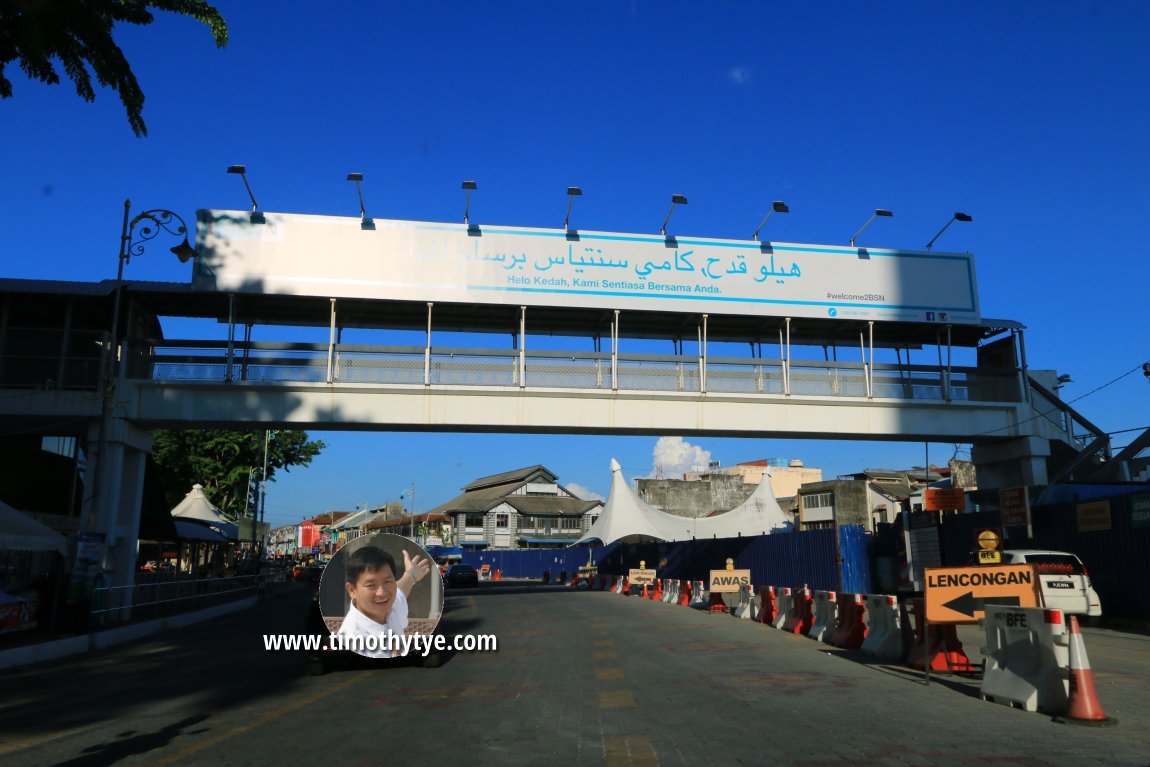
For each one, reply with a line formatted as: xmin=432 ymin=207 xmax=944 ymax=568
xmin=345 ymin=546 xmax=398 ymax=586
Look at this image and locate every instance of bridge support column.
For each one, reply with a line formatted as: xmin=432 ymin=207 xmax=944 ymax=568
xmin=971 ymin=436 xmax=1050 ymax=489
xmin=78 ymin=417 xmax=153 ymax=619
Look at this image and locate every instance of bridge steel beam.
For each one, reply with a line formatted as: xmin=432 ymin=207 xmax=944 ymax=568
xmin=127 ymin=381 xmax=1033 ymax=443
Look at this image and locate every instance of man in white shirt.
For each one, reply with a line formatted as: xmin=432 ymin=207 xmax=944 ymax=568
xmin=337 ymin=545 xmax=430 ymax=658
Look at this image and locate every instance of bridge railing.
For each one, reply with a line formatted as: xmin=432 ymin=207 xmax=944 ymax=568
xmin=141 ymin=340 xmax=1023 ymax=403
xmin=0 ymin=327 xmax=105 ymax=390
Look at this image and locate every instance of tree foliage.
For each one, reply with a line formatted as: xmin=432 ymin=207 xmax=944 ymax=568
xmin=0 ymin=0 xmax=228 ymax=136
xmin=152 ymin=429 xmax=326 ymax=521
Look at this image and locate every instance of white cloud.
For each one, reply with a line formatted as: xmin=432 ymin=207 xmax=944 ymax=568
xmin=728 ymin=66 xmax=752 ymax=85
xmin=649 ymin=436 xmax=712 ymax=479
xmin=565 ymin=482 xmax=605 ymax=502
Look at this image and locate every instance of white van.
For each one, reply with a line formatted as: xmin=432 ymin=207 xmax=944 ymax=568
xmin=1002 ymin=549 xmax=1102 ymax=619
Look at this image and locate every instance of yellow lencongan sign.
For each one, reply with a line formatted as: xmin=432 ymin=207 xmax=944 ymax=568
xmin=924 ymin=564 xmax=1040 ymax=623
xmin=628 ymin=568 xmax=657 ymax=585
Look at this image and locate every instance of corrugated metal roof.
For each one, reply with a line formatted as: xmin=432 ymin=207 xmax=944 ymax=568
xmin=980 ymin=317 xmax=1026 ymax=331
xmin=869 ymin=482 xmax=911 ymax=501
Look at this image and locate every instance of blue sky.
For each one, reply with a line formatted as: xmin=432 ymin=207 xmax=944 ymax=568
xmin=3 ymin=2 xmax=1148 ymax=526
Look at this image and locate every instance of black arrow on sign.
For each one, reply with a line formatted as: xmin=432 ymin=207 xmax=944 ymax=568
xmin=942 ymin=592 xmax=1021 ymax=619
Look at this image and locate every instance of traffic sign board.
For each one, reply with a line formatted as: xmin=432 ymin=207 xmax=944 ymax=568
xmin=976 ymin=529 xmax=1001 ymax=551
xmin=924 ymin=564 xmax=1040 ymax=623
xmin=708 ymin=569 xmax=751 ymax=593
xmin=924 ymin=487 xmax=965 ymax=511
xmin=999 ymin=486 xmax=1030 ymax=527
xmin=629 ymin=568 xmax=656 ymax=585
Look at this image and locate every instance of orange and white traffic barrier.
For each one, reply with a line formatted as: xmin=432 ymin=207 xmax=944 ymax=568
xmin=782 ymin=587 xmax=814 ymax=634
xmin=1054 ymin=615 xmax=1116 ymax=726
xmin=771 ymin=587 xmax=792 ymax=629
xmin=662 ymin=579 xmax=678 ymax=604
xmin=755 ymin=586 xmax=776 ymax=624
xmin=619 ymin=576 xmax=630 ymax=595
xmin=569 ymin=573 xmax=580 ymax=588
xmin=906 ymin=598 xmax=974 ymax=672
xmin=860 ymin=594 xmax=902 ymax=659
xmin=689 ymin=580 xmax=708 ymax=609
xmin=828 ymin=593 xmax=867 ymax=649
xmin=707 ymin=590 xmax=729 ymax=614
xmin=980 ymin=605 xmax=1071 ymax=713
xmin=807 ymin=590 xmax=838 ymax=642
xmin=606 ymin=576 xmax=618 ymax=593
xmin=677 ymin=580 xmax=693 ymax=606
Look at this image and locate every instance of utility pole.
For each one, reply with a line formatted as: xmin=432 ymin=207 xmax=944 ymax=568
xmin=258 ymin=429 xmax=271 ymax=560
xmin=401 ymin=482 xmax=416 ymax=540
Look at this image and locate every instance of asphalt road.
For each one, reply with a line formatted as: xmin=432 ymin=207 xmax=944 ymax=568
xmin=1 ymin=582 xmax=1148 ymax=766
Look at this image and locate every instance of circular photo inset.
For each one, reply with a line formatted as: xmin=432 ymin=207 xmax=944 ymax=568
xmin=318 ymin=533 xmax=443 ymax=658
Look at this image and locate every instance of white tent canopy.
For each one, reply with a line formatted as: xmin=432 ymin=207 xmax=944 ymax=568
xmin=0 ymin=500 xmax=67 ymax=554
xmin=171 ymin=484 xmax=239 ymax=541
xmin=575 ymin=459 xmax=792 ymax=546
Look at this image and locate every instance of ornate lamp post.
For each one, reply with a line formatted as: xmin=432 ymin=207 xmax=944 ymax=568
xmin=88 ymin=200 xmax=195 ymax=565
xmin=109 ymin=200 xmax=196 ymax=374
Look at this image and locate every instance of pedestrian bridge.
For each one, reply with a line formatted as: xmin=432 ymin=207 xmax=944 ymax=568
xmin=1 ymin=277 xmax=1093 ymax=455
xmin=0 ymin=209 xmax=1115 ymax=599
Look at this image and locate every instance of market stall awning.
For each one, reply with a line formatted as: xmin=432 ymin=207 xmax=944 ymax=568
xmin=173 ymin=518 xmax=231 ymax=543
xmin=0 ymin=500 xmax=67 ymax=554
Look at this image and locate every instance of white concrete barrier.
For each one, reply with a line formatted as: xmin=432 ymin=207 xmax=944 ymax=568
xmin=771 ymin=587 xmax=792 ymax=629
xmin=689 ymin=580 xmax=708 ymax=609
xmin=733 ymin=583 xmax=755 ymax=619
xmin=860 ymin=594 xmax=902 ymax=659
xmin=807 ymin=590 xmax=838 ymax=643
xmin=980 ymin=605 xmax=1070 ymax=713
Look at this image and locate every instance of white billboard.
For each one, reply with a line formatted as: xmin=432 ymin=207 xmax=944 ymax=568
xmin=193 ymin=211 xmax=980 ymax=325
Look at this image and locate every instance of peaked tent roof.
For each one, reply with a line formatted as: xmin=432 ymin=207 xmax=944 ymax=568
xmin=171 ymin=484 xmax=239 ymax=540
xmin=574 ymin=459 xmax=792 ymax=546
xmin=574 ymin=460 xmax=666 ymax=545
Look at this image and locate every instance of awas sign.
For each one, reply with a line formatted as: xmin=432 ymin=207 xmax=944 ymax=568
xmin=709 ymin=569 xmax=751 ymax=594
xmin=924 ymin=564 xmax=1040 ymax=623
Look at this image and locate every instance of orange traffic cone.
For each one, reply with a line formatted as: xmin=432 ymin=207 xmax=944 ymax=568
xmin=1054 ymin=615 xmax=1117 ymax=727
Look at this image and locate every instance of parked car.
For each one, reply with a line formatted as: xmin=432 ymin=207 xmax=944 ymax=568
xmin=1002 ymin=549 xmax=1102 ymax=619
xmin=444 ymin=563 xmax=479 ymax=587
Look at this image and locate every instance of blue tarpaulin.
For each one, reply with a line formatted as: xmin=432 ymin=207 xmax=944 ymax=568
xmin=424 ymin=545 xmax=464 ymax=558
